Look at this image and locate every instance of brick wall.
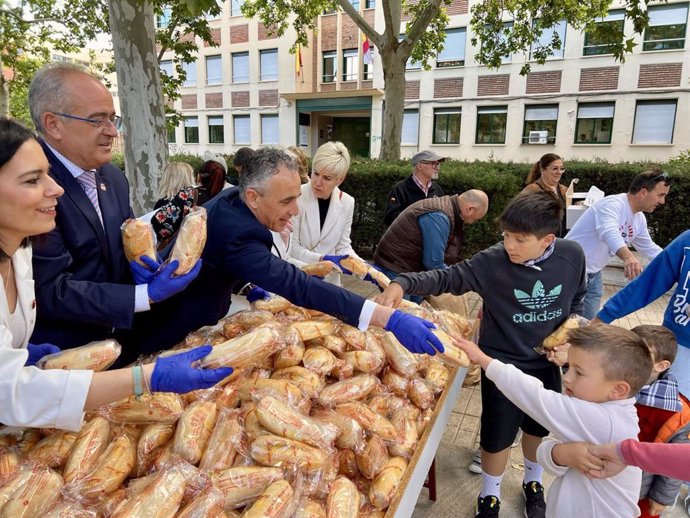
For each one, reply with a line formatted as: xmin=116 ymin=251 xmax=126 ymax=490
xmin=321 ymin=15 xmax=337 ymax=51
xmin=258 ymin=22 xmax=278 ymax=40
xmin=230 ymin=25 xmax=249 ymax=44
xmin=434 ymin=78 xmax=463 ymax=98
xmin=363 ymin=9 xmax=374 ymax=25
xmin=579 ymin=66 xmax=619 ymax=91
xmin=342 ymin=16 xmax=358 ymax=49
xmin=638 ymin=63 xmax=683 ymax=88
xmin=181 ymin=94 xmax=197 ymax=110
xmin=405 ymin=80 xmax=420 ymax=100
xmin=259 ymin=89 xmax=279 ymax=106
xmin=231 ymin=91 xmax=249 ymax=107
xmin=401 ymin=0 xmax=418 ymax=22
xmin=477 ymin=74 xmax=510 ymax=96
xmin=341 ymin=82 xmax=357 ymax=90
xmin=447 ymin=0 xmax=468 ymax=15
xmin=526 ymin=71 xmax=562 ymax=94
xmin=205 ymin=28 xmax=221 ymax=47
xmin=321 ymin=83 xmax=336 ymax=92
xmin=180 ymin=32 xmax=195 ymax=44
xmin=205 ymin=92 xmax=223 ymax=109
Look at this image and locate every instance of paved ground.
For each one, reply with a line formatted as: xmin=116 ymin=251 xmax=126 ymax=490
xmin=341 ymin=261 xmax=684 ymax=518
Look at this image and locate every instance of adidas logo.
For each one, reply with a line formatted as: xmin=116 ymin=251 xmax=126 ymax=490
xmin=514 ymin=280 xmax=562 ymax=309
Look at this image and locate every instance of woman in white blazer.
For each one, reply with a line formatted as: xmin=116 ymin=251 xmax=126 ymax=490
xmin=289 ymin=141 xmax=360 ymax=285
xmin=0 ymin=118 xmax=231 ymax=431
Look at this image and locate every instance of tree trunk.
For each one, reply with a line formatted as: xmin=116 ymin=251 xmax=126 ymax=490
xmin=108 ymin=0 xmax=167 ymax=215
xmin=379 ymin=47 xmax=406 ymax=161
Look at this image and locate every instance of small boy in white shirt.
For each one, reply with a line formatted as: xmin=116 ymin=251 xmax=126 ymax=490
xmin=455 ymin=325 xmax=654 ymax=518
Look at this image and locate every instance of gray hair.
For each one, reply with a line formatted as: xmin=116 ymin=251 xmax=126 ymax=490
xmin=311 ymin=141 xmax=350 ymax=178
xmin=29 ymin=62 xmax=89 ymax=133
xmin=239 ymin=148 xmax=298 ymax=201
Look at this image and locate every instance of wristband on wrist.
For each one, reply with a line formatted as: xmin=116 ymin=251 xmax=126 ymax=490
xmin=237 ymin=282 xmax=256 ymax=297
xmin=132 ymin=365 xmax=144 ymax=398
xmin=141 ymin=366 xmax=151 ymax=395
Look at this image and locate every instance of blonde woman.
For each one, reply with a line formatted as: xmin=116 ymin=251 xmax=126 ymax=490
xmin=289 ymin=141 xmax=360 ymax=285
xmin=152 ymin=161 xmax=197 ymax=243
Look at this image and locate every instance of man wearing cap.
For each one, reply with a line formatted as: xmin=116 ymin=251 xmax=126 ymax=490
xmin=382 ymin=150 xmax=445 ymax=226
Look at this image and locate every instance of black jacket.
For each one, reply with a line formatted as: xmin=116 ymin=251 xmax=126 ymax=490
xmin=382 ymin=176 xmax=444 ymax=226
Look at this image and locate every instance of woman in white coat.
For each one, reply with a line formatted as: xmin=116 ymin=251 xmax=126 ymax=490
xmin=0 ymin=118 xmax=232 ymax=431
xmin=289 ymin=141 xmax=360 ymax=285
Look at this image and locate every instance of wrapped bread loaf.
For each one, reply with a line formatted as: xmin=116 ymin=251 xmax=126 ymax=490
xmin=167 ymin=206 xmax=207 ymax=275
xmin=121 ymin=219 xmax=156 ymax=266
xmin=38 ymin=339 xmax=121 ymax=371
xmin=101 ymin=393 xmax=185 ymax=424
xmin=542 ymin=314 xmax=589 ymax=349
xmin=1 ymin=466 xmax=63 ymax=517
xmin=63 ymin=416 xmax=110 ymax=484
xmin=301 ymin=261 xmax=339 ymax=277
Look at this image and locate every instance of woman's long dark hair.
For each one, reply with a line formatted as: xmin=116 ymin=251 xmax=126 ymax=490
xmin=0 ymin=118 xmax=35 ymax=260
xmin=526 ymin=153 xmax=562 ymax=185
xmin=197 ymin=160 xmax=226 ymax=199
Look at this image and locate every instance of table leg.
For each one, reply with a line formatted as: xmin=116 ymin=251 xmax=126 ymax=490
xmin=422 ymin=457 xmax=437 ymax=501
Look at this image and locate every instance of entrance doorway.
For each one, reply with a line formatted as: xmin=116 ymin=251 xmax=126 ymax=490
xmin=333 ymin=117 xmax=370 ymax=158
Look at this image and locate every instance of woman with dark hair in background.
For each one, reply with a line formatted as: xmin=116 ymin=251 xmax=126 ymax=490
xmin=0 ymin=117 xmax=232 ymax=430
xmin=196 ymin=156 xmax=227 ymax=205
xmin=521 ymin=153 xmax=568 ymax=237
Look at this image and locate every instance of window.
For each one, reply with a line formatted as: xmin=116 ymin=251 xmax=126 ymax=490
xmin=365 ymin=0 xmax=375 ymax=8
xmin=167 ymin=118 xmax=176 ymax=143
xmin=233 ymin=115 xmax=250 ymax=144
xmin=208 ymin=115 xmax=225 ymax=144
xmin=632 ymin=100 xmax=677 ymax=143
xmin=401 ymin=109 xmax=419 ymax=145
xmin=206 ymin=55 xmax=222 ymax=85
xmin=583 ymin=10 xmax=625 ymax=56
xmin=401 ymin=34 xmax=421 ymax=70
xmin=437 ymin=28 xmax=466 ymax=67
xmin=230 ymin=0 xmax=243 ymax=16
xmin=323 ymin=51 xmax=337 ymax=82
xmin=184 ymin=116 xmax=199 ymax=144
xmin=433 ymin=108 xmax=461 ymax=144
xmin=261 ymin=114 xmax=279 ymax=144
xmin=232 ymin=52 xmax=249 ymax=83
xmin=160 ymin=59 xmax=174 ymax=79
xmin=349 ymin=0 xmax=360 ymax=9
xmin=342 ymin=49 xmax=358 ymax=81
xmin=530 ymin=20 xmax=566 ymax=59
xmin=363 ymin=63 xmax=373 ymax=80
xmin=156 ymin=7 xmax=171 ymax=29
xmin=476 ymin=106 xmax=508 ymax=144
xmin=523 ymin=105 xmax=558 ymax=143
xmin=575 ymin=102 xmax=614 ymax=144
xmin=182 ymin=61 xmax=197 ymax=87
xmin=260 ymin=49 xmax=278 ymax=81
xmin=643 ymin=4 xmax=688 ymax=51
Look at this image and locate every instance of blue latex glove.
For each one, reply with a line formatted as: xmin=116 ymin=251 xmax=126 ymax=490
xmin=130 ymin=256 xmax=161 ymax=285
xmin=148 ymin=259 xmax=202 ymax=303
xmin=323 ymin=254 xmax=350 ymax=273
xmin=151 ymin=345 xmax=233 ymax=393
xmin=246 ymin=286 xmax=270 ymax=303
xmin=25 ymin=343 xmax=61 ymax=366
xmin=384 ymin=310 xmax=445 ymax=356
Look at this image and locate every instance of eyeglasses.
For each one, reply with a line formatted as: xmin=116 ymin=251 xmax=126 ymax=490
xmin=421 ymin=161 xmax=441 ymax=168
xmin=54 ymin=112 xmax=123 ymax=131
xmin=649 ymin=172 xmax=669 ymax=183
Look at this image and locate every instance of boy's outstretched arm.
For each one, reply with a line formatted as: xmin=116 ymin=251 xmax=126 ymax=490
xmin=374 ymin=281 xmax=404 ymax=308
xmin=453 ymin=336 xmax=493 ymax=370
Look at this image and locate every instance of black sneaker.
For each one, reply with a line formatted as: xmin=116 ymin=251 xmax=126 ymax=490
xmin=476 ymin=495 xmax=500 ymax=517
xmin=523 ymin=481 xmax=546 ymax=518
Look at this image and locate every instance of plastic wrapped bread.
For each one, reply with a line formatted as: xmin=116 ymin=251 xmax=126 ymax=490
xmin=388 ymin=408 xmax=419 ymax=458
xmin=368 ymin=456 xmax=408 ymax=510
xmin=211 ymin=466 xmax=284 ymax=509
xmin=175 ymin=484 xmax=225 ymax=518
xmin=542 ymin=313 xmax=589 ymax=350
xmin=1 ymin=465 xmax=63 ymax=517
xmin=326 ymin=476 xmax=360 ymax=518
xmin=250 ymin=434 xmax=329 ymax=476
xmin=356 ymin=434 xmax=389 ymax=480
xmin=242 ymin=479 xmax=294 ymax=518
xmin=101 ymin=393 xmax=185 ymax=424
xmin=379 ymin=332 xmax=419 ymax=378
xmin=72 ymin=433 xmax=136 ymax=498
xmin=430 ymin=329 xmax=471 ymax=368
xmin=254 ymin=295 xmax=293 ymax=314
xmin=136 ymin=423 xmax=175 ymax=476
xmin=63 ymin=416 xmax=110 ymax=484
xmin=200 ymin=323 xmax=286 ymax=370
xmin=121 ymin=219 xmax=156 ymax=266
xmin=172 ymin=400 xmax=218 ymax=465
xmin=301 ymin=261 xmax=339 ymax=277
xmin=26 ymin=430 xmax=78 ymax=468
xmin=199 ymin=408 xmax=244 ymax=472
xmin=271 ymin=366 xmax=324 ymax=399
xmin=335 ymin=402 xmax=398 ymax=443
xmin=38 ymin=339 xmax=122 ymax=371
xmin=316 ymin=374 xmax=378 ymax=407
xmin=311 ymin=409 xmax=366 ymax=454
xmin=167 ymin=206 xmax=207 ymax=275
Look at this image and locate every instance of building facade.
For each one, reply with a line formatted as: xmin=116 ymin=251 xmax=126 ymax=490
xmin=164 ymin=0 xmax=690 ymax=163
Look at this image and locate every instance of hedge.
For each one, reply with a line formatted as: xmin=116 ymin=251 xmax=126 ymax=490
xmin=341 ymin=158 xmax=690 ymax=259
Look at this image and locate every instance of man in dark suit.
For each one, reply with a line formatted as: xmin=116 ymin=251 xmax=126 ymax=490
xmin=138 ymin=148 xmax=445 ymax=358
xmin=27 ymin=63 xmax=199 ymax=360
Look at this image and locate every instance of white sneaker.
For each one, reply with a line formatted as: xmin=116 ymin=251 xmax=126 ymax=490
xmin=468 ymin=450 xmax=482 ymax=474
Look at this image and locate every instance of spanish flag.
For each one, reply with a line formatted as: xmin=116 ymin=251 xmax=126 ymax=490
xmin=362 ymin=34 xmax=373 ymax=65
xmin=295 ymin=44 xmax=303 ymax=76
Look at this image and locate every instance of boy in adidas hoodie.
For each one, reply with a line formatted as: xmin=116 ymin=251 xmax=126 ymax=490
xmin=376 ymin=192 xmax=586 ymax=517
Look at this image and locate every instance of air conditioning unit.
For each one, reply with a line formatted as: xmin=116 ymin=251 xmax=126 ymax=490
xmin=528 ymin=130 xmax=549 ymax=144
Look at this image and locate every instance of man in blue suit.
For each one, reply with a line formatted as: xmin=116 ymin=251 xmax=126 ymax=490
xmin=138 ymin=148 xmax=446 ymax=358
xmin=27 ymin=63 xmax=199 ymax=361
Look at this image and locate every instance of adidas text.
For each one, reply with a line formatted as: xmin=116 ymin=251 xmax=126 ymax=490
xmin=513 ymin=308 xmax=563 ymax=323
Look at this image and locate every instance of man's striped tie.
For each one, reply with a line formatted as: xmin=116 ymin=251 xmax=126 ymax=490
xmin=76 ymin=170 xmax=103 ymax=224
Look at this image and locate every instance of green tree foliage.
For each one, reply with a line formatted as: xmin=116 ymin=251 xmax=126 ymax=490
xmin=240 ymin=0 xmax=452 ymax=160
xmin=470 ymin=0 xmax=649 ymax=75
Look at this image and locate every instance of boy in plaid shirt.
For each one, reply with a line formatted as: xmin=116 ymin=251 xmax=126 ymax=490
xmin=632 ymin=325 xmax=690 ymax=518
